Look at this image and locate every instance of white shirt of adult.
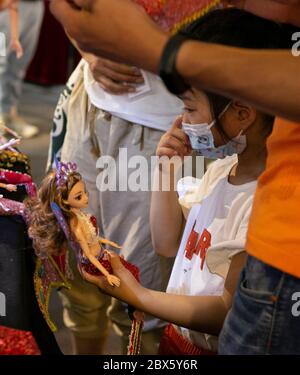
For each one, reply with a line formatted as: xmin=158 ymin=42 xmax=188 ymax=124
xmin=83 ymin=62 xmax=183 ymax=132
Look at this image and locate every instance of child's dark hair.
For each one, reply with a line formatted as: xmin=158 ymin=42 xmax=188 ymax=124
xmin=180 ymin=8 xmax=298 ymax=139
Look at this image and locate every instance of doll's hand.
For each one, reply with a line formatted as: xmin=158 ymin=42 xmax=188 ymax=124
xmin=0 ymin=137 xmax=20 ymax=150
xmin=5 ymin=184 xmax=17 ymax=192
xmin=10 ymin=39 xmax=23 ymax=59
xmin=106 ymin=274 xmax=121 ymax=288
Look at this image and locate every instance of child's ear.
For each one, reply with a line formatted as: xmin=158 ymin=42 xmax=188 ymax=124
xmin=232 ymin=101 xmax=257 ymax=131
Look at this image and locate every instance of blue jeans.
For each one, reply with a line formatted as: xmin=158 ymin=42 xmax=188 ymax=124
xmin=219 ymin=256 xmax=300 ymax=355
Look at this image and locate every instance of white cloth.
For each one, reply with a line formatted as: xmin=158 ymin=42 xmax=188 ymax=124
xmin=167 ymin=155 xmax=257 ymax=352
xmin=83 ymin=62 xmax=183 ymax=131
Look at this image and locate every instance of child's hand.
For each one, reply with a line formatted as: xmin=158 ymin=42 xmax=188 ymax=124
xmin=156 ymin=116 xmax=191 ymax=160
xmin=81 ymin=251 xmax=143 ymax=308
xmin=5 ymin=184 xmax=17 ymax=192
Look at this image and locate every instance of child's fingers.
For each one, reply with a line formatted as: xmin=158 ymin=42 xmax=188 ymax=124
xmin=163 ymin=138 xmax=187 ymax=157
xmin=171 ymin=127 xmax=191 ymax=146
xmin=156 ymin=147 xmax=178 ymax=158
xmin=171 ymin=115 xmax=183 ymax=130
xmin=105 ymin=250 xmax=124 ymax=271
xmin=81 ymin=268 xmax=100 ymax=284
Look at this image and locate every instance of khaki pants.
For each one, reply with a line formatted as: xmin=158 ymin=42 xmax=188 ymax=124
xmin=58 ymin=62 xmax=174 ymax=354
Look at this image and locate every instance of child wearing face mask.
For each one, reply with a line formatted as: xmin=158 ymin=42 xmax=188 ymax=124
xmin=79 ymin=9 xmax=295 ymax=355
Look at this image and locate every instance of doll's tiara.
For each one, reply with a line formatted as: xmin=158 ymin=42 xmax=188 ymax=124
xmin=55 ymin=158 xmax=78 ymax=188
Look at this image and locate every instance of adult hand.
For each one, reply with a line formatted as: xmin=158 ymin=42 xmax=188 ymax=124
xmin=80 ymin=251 xmax=144 ymax=309
xmin=50 ymin=0 xmax=168 ymax=73
xmin=0 ymin=0 xmax=17 ymax=11
xmin=226 ymin=0 xmax=300 ymax=26
xmin=83 ymin=53 xmax=144 ymax=95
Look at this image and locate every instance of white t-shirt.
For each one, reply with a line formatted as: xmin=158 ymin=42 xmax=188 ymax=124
xmin=167 ymin=155 xmax=257 ymax=352
xmin=83 ymin=62 xmax=183 ymax=131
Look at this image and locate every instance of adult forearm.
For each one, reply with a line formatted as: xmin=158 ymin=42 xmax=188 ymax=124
xmin=177 ymin=42 xmax=300 ymax=122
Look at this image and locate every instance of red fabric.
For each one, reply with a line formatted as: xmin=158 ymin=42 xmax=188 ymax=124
xmin=52 ymin=254 xmax=66 ymax=275
xmin=134 ymin=0 xmax=219 ymax=32
xmin=0 ymin=170 xmax=32 ymax=184
xmin=26 ymin=1 xmax=80 ymax=85
xmin=82 ymin=257 xmax=140 ymax=282
xmin=0 ymin=326 xmax=41 ymax=355
xmin=82 ymin=216 xmax=140 ymax=280
xmin=158 ymin=324 xmax=217 ymax=356
xmin=90 ymin=216 xmax=98 ymax=230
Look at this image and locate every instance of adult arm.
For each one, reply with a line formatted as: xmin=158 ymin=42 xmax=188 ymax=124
xmin=51 ymin=0 xmax=300 ymax=122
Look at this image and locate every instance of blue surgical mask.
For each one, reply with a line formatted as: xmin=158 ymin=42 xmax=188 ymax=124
xmin=182 ymin=102 xmax=247 ymax=159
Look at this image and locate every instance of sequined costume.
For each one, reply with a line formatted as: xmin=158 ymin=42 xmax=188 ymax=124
xmin=0 ymin=326 xmax=41 ymax=355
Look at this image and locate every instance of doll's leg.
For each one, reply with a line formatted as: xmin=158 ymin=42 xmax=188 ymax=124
xmin=0 ymin=10 xmax=11 ymax=115
xmin=4 ymin=2 xmax=44 ymax=112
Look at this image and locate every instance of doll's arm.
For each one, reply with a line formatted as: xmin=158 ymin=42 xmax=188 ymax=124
xmin=0 ymin=183 xmax=17 ymax=192
xmin=99 ymin=237 xmax=122 ymax=250
xmin=73 ymin=224 xmax=120 ymax=287
xmin=0 ymin=138 xmax=20 ymax=151
xmin=9 ymin=2 xmax=23 ymax=59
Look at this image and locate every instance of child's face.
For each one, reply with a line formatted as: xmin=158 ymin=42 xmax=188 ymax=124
xmin=181 ymin=88 xmax=247 ymax=148
xmin=181 ymin=89 xmax=213 ymax=125
xmin=66 ymin=181 xmax=89 ymax=210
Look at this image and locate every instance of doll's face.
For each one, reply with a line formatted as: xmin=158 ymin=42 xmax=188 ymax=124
xmin=65 ymin=180 xmax=89 ymax=210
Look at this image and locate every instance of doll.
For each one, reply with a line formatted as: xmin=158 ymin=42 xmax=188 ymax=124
xmin=27 ymin=161 xmax=139 ymax=288
xmin=9 ymin=1 xmax=23 ymax=59
xmin=26 ymin=161 xmax=143 ymax=354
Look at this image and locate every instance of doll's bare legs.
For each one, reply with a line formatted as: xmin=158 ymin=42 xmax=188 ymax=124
xmin=0 ymin=1 xmax=44 ymax=139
